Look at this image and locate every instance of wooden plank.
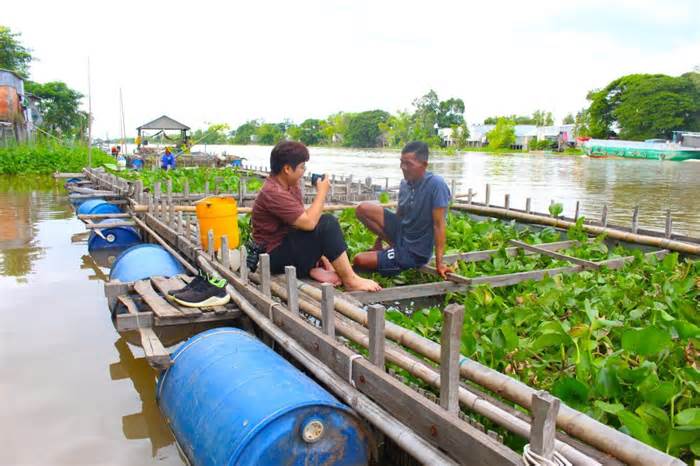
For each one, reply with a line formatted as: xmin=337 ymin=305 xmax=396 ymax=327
xmin=348 ymin=281 xmax=467 ymax=304
xmin=469 ymin=265 xmax=583 ymax=288
xmin=105 ymin=279 xmax=136 ymax=298
xmin=150 ymin=276 xmax=202 ymax=316
xmin=259 ymin=253 xmax=271 ymax=298
xmin=421 ymin=265 xmax=473 ymax=284
xmin=441 ymin=239 xmax=581 ymax=265
xmin=440 ymin=304 xmax=464 ymax=415
xmin=117 ymin=295 xmax=140 ymax=315
xmin=321 ymin=283 xmax=336 ymax=338
xmin=509 ymin=239 xmax=601 ymax=270
xmin=285 ymin=266 xmax=299 ymax=314
xmin=367 ymin=304 xmax=386 ymax=368
xmin=139 ymin=327 xmax=172 ymax=370
xmin=530 ymin=391 xmax=560 ymax=460
xmin=133 ymin=280 xmax=184 ymax=318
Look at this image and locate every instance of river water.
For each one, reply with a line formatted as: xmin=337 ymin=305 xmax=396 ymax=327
xmin=1 ymin=149 xmax=698 ymax=464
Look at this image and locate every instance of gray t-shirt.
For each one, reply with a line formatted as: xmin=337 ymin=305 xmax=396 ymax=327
xmin=396 ymin=172 xmax=451 ymax=259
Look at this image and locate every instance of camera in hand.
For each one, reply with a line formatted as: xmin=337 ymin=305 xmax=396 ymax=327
xmin=311 ymin=173 xmax=326 ymax=187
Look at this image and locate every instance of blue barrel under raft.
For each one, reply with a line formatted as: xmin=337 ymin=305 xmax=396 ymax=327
xmin=157 ymin=328 xmax=370 ymax=466
xmin=109 ymin=244 xmax=185 ymax=282
xmin=88 ymin=218 xmax=141 ymax=251
xmin=76 ymin=198 xmax=122 ymax=215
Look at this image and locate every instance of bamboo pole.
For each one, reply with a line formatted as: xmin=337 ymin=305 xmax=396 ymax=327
xmin=450 ymin=202 xmax=700 ymax=256
xmin=131 ymin=201 xmax=399 ymax=214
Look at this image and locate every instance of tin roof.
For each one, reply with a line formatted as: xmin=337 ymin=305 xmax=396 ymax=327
xmin=137 ymin=115 xmax=190 ymax=131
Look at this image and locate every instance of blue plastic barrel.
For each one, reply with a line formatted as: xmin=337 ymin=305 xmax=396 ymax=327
xmin=76 ymin=198 xmax=121 ymax=216
xmin=157 ymin=328 xmax=370 ymax=466
xmin=88 ymin=218 xmax=141 ymax=251
xmin=109 ymin=244 xmax=185 ymax=282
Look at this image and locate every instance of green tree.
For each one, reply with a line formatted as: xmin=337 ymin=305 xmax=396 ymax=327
xmin=24 ymin=81 xmax=84 ymax=137
xmin=288 ymin=118 xmax=323 ymax=145
xmin=532 ymin=110 xmax=554 ymax=126
xmin=573 ymin=109 xmax=591 ymax=138
xmin=451 ymin=122 xmax=470 ymax=148
xmin=486 ymin=117 xmax=516 ymax=149
xmin=437 ymin=98 xmax=465 ymax=128
xmin=0 ymin=26 xmax=32 ymax=76
xmin=344 ymin=110 xmax=390 ymax=147
xmin=484 ymin=115 xmax=536 ymax=125
xmin=587 ymin=72 xmax=700 ymax=140
xmin=192 ymin=123 xmax=230 ymax=144
xmin=255 ymin=122 xmax=285 ymax=145
xmin=379 ymin=111 xmax=412 ymax=147
xmin=321 ymin=112 xmax=352 ymax=145
xmin=562 ymin=113 xmax=575 ymax=125
xmin=412 ymin=89 xmax=440 ymax=139
xmin=231 ymin=120 xmax=259 ymax=144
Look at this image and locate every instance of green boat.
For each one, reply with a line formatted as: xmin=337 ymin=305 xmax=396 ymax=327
xmin=583 ymin=132 xmax=700 ymax=161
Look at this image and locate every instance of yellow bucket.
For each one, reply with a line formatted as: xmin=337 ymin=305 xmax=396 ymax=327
xmin=195 ymin=196 xmax=240 ymax=251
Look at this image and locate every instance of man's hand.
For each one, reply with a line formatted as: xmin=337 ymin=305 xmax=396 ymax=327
xmin=435 ymin=262 xmax=454 ymax=280
xmin=316 ymin=174 xmax=330 ymax=195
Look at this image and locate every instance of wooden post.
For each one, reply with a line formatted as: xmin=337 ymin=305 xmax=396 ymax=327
xmin=525 ymin=197 xmax=532 ymax=214
xmin=154 ymin=182 xmax=162 ymax=218
xmin=385 ymin=177 xmax=389 ymax=191
xmin=160 ymin=196 xmax=167 ymax=221
xmin=601 ymin=204 xmax=608 ymax=227
xmin=345 ymin=178 xmax=351 ymax=202
xmin=450 ymin=179 xmax=456 ymax=201
xmin=285 ymin=266 xmax=299 ymax=314
xmin=207 ymin=229 xmax=215 ymax=259
xmin=147 ymin=193 xmax=154 ymax=214
xmin=631 ymin=205 xmax=639 ymax=234
xmin=166 ymin=178 xmax=173 ymax=206
xmin=239 ymin=246 xmax=248 ymax=283
xmin=169 ymin=202 xmax=175 ymax=226
xmin=530 ymin=391 xmax=560 ymax=461
xmin=320 ymin=283 xmax=335 ymax=338
xmin=367 ymin=304 xmax=386 ymax=368
xmin=177 ymin=212 xmax=184 ymax=236
xmin=183 ymin=214 xmax=192 ymax=242
xmin=574 ymin=201 xmax=580 ymax=220
xmin=467 ymin=187 xmax=473 ymax=205
xmin=665 ymin=209 xmax=673 ymax=239
xmin=221 ymin=235 xmax=230 ymax=268
xmin=440 ymin=303 xmax=464 ymax=415
xmin=504 ymin=194 xmax=510 ymax=210
xmin=135 ymin=180 xmax=143 ymax=204
xmin=259 ymin=253 xmax=271 ymax=298
xmin=194 ymin=222 xmax=201 ymax=249
xmin=485 ymin=184 xmax=491 ymax=207
xmin=549 ymin=199 xmax=555 ymax=217
xmin=184 ymin=179 xmax=190 ymax=198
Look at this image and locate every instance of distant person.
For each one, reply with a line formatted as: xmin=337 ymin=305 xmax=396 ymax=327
xmin=353 ymin=141 xmax=453 ymax=278
xmin=111 ymin=146 xmax=118 ymax=157
xmin=161 ymin=147 xmax=176 ymax=170
xmin=250 ymin=141 xmax=381 ymax=292
xmin=131 ymin=157 xmax=144 ymax=170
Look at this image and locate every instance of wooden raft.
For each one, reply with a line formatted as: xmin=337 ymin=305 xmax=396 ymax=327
xmin=106 ymin=274 xmax=241 ymax=369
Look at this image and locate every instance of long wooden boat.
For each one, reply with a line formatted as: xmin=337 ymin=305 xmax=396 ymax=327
xmin=583 ymin=138 xmax=700 ymax=161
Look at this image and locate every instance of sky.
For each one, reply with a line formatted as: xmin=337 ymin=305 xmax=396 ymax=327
xmin=4 ymin=0 xmax=699 ymax=137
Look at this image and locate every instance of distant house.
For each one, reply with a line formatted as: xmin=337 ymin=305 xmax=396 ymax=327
xmin=0 ymin=68 xmax=37 ymax=144
xmin=465 ymin=123 xmax=576 ymax=149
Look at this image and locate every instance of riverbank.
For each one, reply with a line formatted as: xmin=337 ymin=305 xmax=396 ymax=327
xmin=0 ymin=142 xmax=112 ymax=175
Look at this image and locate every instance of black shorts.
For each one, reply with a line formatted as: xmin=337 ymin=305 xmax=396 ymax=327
xmin=376 ymin=209 xmax=429 ymax=276
xmin=268 ymin=214 xmax=347 ymax=278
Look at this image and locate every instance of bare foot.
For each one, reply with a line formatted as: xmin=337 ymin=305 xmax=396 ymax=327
xmin=309 ymin=267 xmax=342 ymax=286
xmin=319 ymin=256 xmax=335 ymax=272
xmin=343 ymin=275 xmax=382 ymax=292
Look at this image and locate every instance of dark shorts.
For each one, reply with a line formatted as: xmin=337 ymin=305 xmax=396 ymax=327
xmin=376 ymin=209 xmax=429 ymax=276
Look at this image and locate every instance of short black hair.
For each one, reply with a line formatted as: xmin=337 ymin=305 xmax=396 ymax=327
xmin=402 ymin=141 xmax=429 ymax=162
xmin=270 ymin=141 xmax=310 ymax=174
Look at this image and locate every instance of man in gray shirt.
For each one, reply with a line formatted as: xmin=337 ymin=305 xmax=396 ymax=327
xmin=353 ymin=141 xmax=453 ymax=278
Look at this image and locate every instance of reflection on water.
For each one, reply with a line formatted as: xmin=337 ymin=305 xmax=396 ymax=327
xmin=203 ymin=145 xmax=700 ymax=237
xmin=0 ymin=175 xmax=182 ymax=465
xmin=111 ymin=338 xmax=175 ymax=456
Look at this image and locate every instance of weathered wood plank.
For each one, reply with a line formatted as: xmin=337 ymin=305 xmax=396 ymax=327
xmin=133 ymin=280 xmax=184 ymax=318
xmin=367 ymin=304 xmax=386 ymax=368
xmin=139 ymin=327 xmax=172 ymax=370
xmin=348 ymin=281 xmax=467 ymax=304
xmin=440 ymin=239 xmax=581 ymax=265
xmin=530 ymin=391 xmax=560 ymax=460
xmin=440 ymin=304 xmax=464 ymax=415
xmin=509 ymin=239 xmax=601 ymax=270
xmin=321 ymin=283 xmax=336 ymax=338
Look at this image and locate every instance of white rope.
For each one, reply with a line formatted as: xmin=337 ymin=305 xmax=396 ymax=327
xmin=347 ymin=354 xmax=363 ymax=387
xmin=522 ymin=444 xmax=572 ymax=466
